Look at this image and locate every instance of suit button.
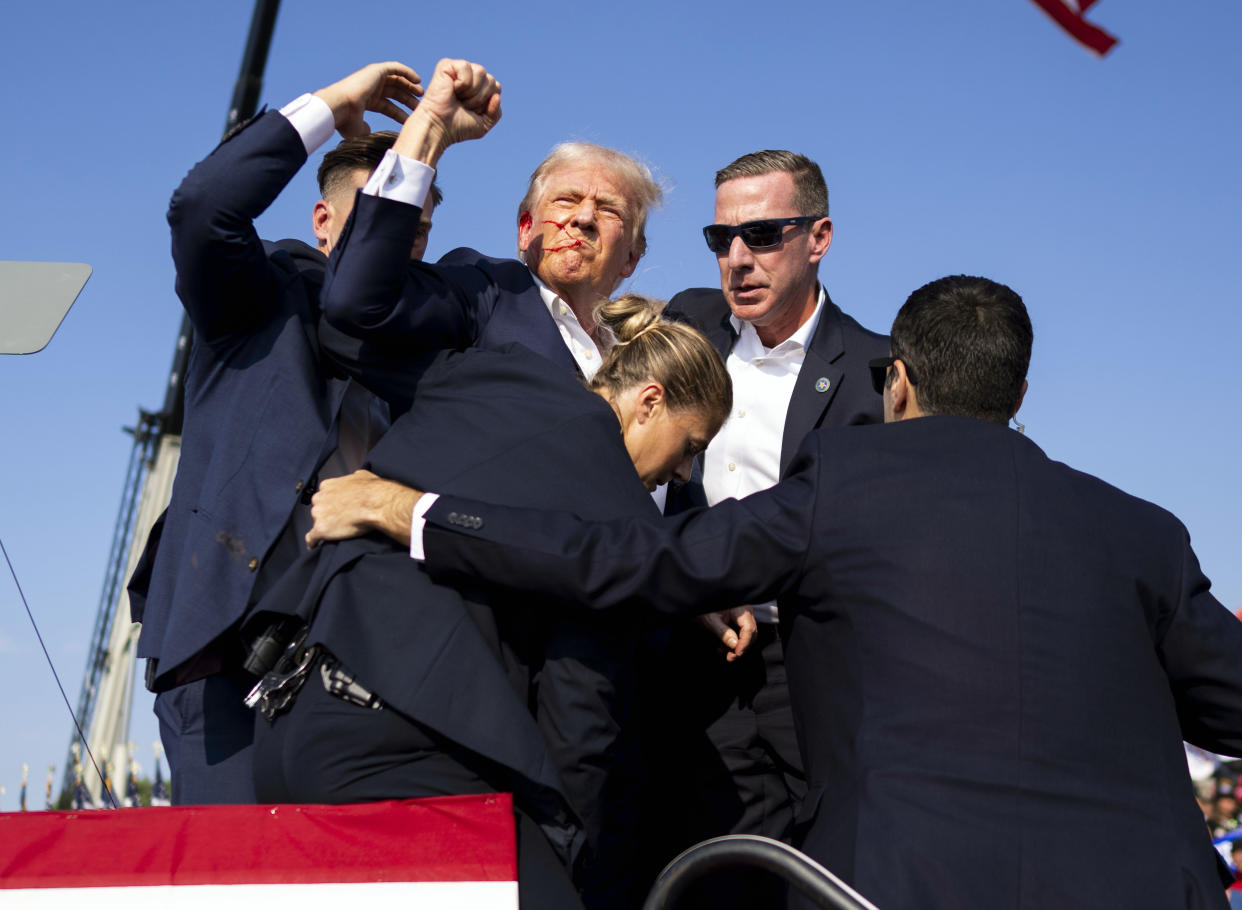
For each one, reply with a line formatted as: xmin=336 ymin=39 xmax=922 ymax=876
xmin=295 ymin=480 xmax=303 ymax=492
xmin=471 ymin=517 xmax=483 ymax=529
xmin=248 ymin=558 xmax=259 ymax=571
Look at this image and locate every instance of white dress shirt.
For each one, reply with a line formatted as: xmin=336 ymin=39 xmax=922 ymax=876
xmin=702 ymin=287 xmax=826 ymax=623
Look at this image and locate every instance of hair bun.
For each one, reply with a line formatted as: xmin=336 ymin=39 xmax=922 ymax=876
xmin=596 ymin=294 xmax=665 ymax=344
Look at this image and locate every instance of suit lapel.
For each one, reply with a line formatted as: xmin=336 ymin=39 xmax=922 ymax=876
xmin=485 ymin=266 xmax=581 ymax=374
xmin=706 ymin=305 xmax=738 ymax=359
xmin=780 ymin=295 xmax=847 ymax=474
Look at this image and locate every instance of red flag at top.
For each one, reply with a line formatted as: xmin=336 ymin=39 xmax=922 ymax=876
xmin=1029 ymin=0 xmax=1119 ymax=56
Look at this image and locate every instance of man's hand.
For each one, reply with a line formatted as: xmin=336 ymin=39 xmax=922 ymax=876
xmin=392 ymin=58 xmax=502 ymax=168
xmin=305 ymin=469 xmax=423 ymax=549
xmin=699 ymin=606 xmax=757 ymax=662
xmin=313 ymin=62 xmax=424 ymax=139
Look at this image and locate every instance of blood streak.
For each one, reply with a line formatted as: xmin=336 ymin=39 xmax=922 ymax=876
xmin=542 ymin=219 xmax=583 ymax=253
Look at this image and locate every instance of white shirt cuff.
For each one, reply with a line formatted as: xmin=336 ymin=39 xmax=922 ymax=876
xmin=409 ymin=492 xmax=440 ymax=561
xmin=278 ymin=93 xmax=335 ymax=157
xmin=363 ymin=148 xmax=435 ymax=209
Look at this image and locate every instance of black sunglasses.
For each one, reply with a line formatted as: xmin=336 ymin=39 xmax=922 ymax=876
xmin=702 ymin=216 xmax=819 ymax=254
xmin=868 ymin=356 xmax=918 ymax=394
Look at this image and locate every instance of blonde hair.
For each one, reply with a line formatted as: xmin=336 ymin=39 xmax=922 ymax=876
xmin=590 ymin=294 xmax=732 ymax=426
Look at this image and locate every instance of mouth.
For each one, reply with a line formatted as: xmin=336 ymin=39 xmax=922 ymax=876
xmin=542 ymin=220 xmax=592 ymax=254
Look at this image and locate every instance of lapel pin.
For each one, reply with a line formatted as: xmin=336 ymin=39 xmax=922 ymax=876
xmin=814 ymin=377 xmax=831 ymax=393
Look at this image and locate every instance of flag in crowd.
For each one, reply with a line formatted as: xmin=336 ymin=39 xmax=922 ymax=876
xmin=1028 ymin=0 xmax=1119 ymax=55
xmin=125 ymin=752 xmax=140 ymax=809
xmin=150 ymin=743 xmax=170 ymax=807
xmin=70 ymin=743 xmax=94 ymax=811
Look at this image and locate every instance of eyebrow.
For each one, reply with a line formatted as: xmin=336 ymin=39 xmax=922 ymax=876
xmin=549 ymin=185 xmax=628 ymax=210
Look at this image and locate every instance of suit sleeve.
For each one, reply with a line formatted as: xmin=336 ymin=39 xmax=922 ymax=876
xmin=421 ymin=434 xmax=825 ymax=614
xmin=1155 ymin=535 xmax=1242 ymax=755
xmin=166 ymin=111 xmax=307 ymax=343
xmin=320 ymin=194 xmax=488 ymax=347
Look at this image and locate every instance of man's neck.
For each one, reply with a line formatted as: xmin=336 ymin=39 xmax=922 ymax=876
xmin=753 ymin=283 xmax=822 ymax=349
xmin=553 ymin=285 xmax=607 ymax=341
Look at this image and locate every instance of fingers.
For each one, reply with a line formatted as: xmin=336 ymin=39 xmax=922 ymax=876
xmin=373 ymin=99 xmax=409 ymax=125
xmin=367 ymin=61 xmax=422 ymax=91
xmin=432 ymin=58 xmax=501 ymax=115
xmin=733 ymin=609 xmax=757 ymax=658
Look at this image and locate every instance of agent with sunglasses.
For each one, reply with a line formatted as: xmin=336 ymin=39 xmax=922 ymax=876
xmin=634 ymin=149 xmax=889 ymax=907
xmin=396 ymin=275 xmax=1242 ymax=910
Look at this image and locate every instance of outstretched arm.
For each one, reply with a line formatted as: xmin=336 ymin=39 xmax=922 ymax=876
xmin=411 ymin=439 xmax=824 ymax=616
xmin=169 ymin=62 xmax=422 ymax=343
xmin=320 ymin=59 xmax=503 ymax=348
xmin=305 ymin=469 xmax=420 ymax=550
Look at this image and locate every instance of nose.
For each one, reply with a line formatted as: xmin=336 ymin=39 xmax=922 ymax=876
xmin=726 ymin=233 xmax=753 ymax=269
xmin=673 ymin=454 xmax=695 ymax=484
xmin=571 ymin=198 xmax=597 ymax=229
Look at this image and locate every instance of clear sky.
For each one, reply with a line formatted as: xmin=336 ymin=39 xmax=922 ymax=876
xmin=0 ymin=0 xmax=1238 ymax=805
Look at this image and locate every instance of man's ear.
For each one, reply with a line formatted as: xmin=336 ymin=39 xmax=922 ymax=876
xmin=1013 ymin=379 xmax=1028 ymax=418
xmin=889 ymin=359 xmax=914 ymax=420
xmin=617 ymin=245 xmax=641 ymax=281
xmin=312 ymin=199 xmax=332 ymax=248
xmin=807 ymin=216 xmax=833 ymax=265
xmin=517 ymin=210 xmax=534 ymax=253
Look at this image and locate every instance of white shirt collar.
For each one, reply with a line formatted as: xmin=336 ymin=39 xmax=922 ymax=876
xmin=531 ymin=271 xmax=614 ymax=377
xmin=730 ymin=284 xmax=826 ymax=360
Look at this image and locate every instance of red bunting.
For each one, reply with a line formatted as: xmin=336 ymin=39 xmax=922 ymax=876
xmin=1029 ymin=0 xmax=1119 ymax=56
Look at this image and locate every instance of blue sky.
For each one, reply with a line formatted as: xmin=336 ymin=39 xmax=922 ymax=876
xmin=1 ymin=0 xmax=1238 ymax=804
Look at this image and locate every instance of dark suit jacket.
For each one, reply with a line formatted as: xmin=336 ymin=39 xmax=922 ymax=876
xmin=253 ymin=346 xmax=661 ymax=881
xmin=418 ymin=416 xmax=1242 ymax=910
xmin=318 ymin=191 xmax=579 ymax=404
xmin=129 ymin=111 xmax=351 ymax=686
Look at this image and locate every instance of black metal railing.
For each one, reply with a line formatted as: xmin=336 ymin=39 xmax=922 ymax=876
xmin=642 ymin=834 xmax=882 ymax=910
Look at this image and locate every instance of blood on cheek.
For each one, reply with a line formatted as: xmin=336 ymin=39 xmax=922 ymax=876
xmin=541 ymin=219 xmax=583 ymax=253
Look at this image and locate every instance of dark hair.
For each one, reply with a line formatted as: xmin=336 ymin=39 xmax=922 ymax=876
xmin=317 ymin=131 xmax=443 ymax=208
xmin=890 ymin=275 xmax=1032 ymax=424
xmin=591 ymin=294 xmax=732 ymax=428
xmin=715 ymin=150 xmax=828 ymax=218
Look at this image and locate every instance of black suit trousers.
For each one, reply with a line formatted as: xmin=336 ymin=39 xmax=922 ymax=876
xmin=253 ymin=655 xmax=584 ymax=910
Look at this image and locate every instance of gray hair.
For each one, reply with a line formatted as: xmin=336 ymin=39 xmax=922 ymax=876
xmin=518 ymin=142 xmax=663 ymax=258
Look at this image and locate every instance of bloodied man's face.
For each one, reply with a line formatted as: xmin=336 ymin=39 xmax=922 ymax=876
xmin=518 ymin=161 xmax=640 ymax=302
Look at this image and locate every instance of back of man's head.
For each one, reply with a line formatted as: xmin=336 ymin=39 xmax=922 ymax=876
xmin=517 ymin=142 xmax=661 ymax=258
xmin=891 ymin=275 xmax=1032 ymax=424
xmin=714 ymin=149 xmax=828 ymax=218
xmin=318 ymin=131 xmax=444 ymax=209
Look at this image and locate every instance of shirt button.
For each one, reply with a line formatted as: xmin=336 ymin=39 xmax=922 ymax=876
xmin=728 ymin=463 xmax=736 ymax=472
xmin=584 ymin=349 xmax=593 ymax=359
xmin=737 ymin=409 xmax=746 ymax=418
xmin=559 ymin=304 xmax=568 ymax=315
xmin=248 ymin=558 xmax=259 ymax=572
